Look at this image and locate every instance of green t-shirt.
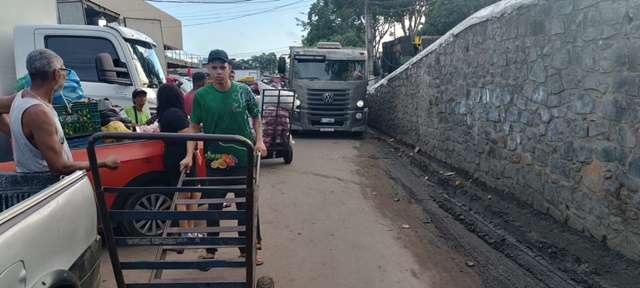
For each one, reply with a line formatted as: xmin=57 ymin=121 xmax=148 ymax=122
xmin=124 ymin=106 xmax=150 ymax=126
xmin=190 ymin=82 xmax=260 ymax=168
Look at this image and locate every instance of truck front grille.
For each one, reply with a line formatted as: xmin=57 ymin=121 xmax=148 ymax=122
xmin=306 ymin=89 xmax=349 ymax=126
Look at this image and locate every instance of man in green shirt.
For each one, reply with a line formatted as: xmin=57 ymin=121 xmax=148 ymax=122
xmin=180 ymin=49 xmax=266 ymax=267
xmin=123 ymin=88 xmax=153 ymax=128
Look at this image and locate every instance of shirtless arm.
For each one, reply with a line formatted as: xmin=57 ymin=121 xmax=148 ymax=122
xmin=0 ymin=115 xmax=9 ymax=138
xmin=179 ymin=122 xmax=200 ymax=173
xmin=0 ymin=94 xmax=16 ymax=114
xmin=0 ymin=94 xmax=17 ymax=138
xmin=25 ymin=105 xmax=119 ymax=176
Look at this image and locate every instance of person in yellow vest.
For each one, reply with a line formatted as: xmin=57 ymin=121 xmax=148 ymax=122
xmin=123 ymin=88 xmax=154 ymax=128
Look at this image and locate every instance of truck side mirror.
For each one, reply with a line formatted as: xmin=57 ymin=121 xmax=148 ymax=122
xmin=277 ymin=57 xmax=287 ymax=74
xmin=96 ymin=53 xmax=132 ymax=86
xmin=373 ymin=60 xmax=381 ymax=77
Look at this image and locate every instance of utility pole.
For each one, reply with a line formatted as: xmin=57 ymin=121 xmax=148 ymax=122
xmin=365 ymin=0 xmax=373 ymax=80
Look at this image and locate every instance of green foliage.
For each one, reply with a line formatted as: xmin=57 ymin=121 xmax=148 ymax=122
xmin=297 ymin=0 xmax=399 ymax=50
xmin=297 ymin=0 xmax=365 ymax=48
xmin=419 ymin=0 xmax=500 ymax=36
xmin=231 ymin=52 xmax=278 ymax=73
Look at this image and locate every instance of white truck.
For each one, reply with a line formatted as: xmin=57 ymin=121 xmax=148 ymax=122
xmin=0 ymin=171 xmax=101 ymax=288
xmin=9 ymin=23 xmax=165 ymax=110
xmin=1 ymin=5 xmax=166 ymax=161
xmin=1 ymin=0 xmax=165 ymax=110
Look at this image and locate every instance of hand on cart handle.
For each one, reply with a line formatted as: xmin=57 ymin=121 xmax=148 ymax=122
xmin=254 ymin=141 xmax=267 ymax=158
xmin=179 ymin=156 xmax=193 ymax=174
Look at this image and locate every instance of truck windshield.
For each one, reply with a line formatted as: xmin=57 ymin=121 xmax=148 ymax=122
xmin=293 ymin=60 xmax=365 ymax=81
xmin=126 ymin=40 xmax=166 ymax=88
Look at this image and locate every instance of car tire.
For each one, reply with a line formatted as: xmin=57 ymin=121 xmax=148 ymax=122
xmin=120 ymin=182 xmax=174 ymax=237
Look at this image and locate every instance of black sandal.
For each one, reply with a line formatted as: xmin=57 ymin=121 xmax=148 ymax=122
xmin=197 ymin=254 xmax=216 ymax=271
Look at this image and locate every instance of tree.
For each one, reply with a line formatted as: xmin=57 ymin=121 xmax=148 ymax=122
xmin=376 ymin=0 xmax=432 ymax=37
xmin=418 ymin=0 xmax=499 ymax=36
xmin=297 ymin=0 xmax=396 ymax=53
xmin=250 ymin=53 xmax=278 ymax=73
xmin=232 ymin=58 xmax=255 ymax=69
xmin=230 ymin=53 xmax=278 ymax=73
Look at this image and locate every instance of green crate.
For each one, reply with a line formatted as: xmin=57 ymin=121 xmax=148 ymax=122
xmin=54 ymin=101 xmax=101 ymax=139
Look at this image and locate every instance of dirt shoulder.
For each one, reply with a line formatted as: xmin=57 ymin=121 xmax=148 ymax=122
xmin=362 ymin=128 xmax=640 ymax=288
xmin=357 ymin=133 xmax=547 ymax=288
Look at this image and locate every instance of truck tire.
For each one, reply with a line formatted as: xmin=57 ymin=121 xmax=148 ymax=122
xmin=120 ymin=181 xmax=173 ymax=237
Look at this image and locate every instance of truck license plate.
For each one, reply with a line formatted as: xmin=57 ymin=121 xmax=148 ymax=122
xmin=321 ymin=118 xmax=335 ymax=123
xmin=320 ymin=128 xmax=335 ymax=132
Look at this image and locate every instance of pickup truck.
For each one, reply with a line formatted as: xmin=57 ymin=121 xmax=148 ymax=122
xmin=0 ymin=171 xmax=101 ymax=288
xmin=0 ymin=140 xmax=205 ymax=237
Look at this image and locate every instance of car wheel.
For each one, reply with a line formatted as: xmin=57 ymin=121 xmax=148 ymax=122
xmin=121 ymin=191 xmax=173 ymax=237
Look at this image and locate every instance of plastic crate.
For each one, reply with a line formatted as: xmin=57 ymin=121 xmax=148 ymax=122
xmin=54 ymin=102 xmax=101 ymax=139
xmin=67 ymin=137 xmax=102 ymax=149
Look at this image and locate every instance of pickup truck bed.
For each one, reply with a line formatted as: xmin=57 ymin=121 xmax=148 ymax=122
xmin=0 ymin=171 xmax=101 ymax=288
xmin=0 ymin=172 xmax=59 ymax=213
xmin=0 ymin=137 xmax=205 ymax=237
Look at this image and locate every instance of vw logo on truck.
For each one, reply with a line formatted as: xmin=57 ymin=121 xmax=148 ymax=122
xmin=322 ymin=92 xmax=335 ymax=103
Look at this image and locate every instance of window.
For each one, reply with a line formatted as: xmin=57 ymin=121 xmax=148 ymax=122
xmin=293 ymin=60 xmax=365 ymax=81
xmin=46 ymin=36 xmax=120 ymax=82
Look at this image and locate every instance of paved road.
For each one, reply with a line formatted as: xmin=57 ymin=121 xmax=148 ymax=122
xmin=99 ymin=136 xmax=483 ymax=287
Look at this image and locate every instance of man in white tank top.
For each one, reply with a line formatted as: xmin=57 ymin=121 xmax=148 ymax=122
xmin=9 ymin=49 xmax=120 ymax=175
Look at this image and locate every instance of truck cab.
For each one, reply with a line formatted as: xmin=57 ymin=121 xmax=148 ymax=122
xmin=12 ymin=23 xmax=165 ymax=110
xmin=278 ymin=42 xmax=369 ymax=134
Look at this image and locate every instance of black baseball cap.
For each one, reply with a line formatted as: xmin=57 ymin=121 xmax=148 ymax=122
xmin=207 ymin=49 xmax=229 ymax=63
xmin=132 ymin=88 xmax=147 ymax=99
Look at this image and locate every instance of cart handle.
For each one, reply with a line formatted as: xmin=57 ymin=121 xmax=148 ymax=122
xmin=86 ymin=132 xmax=256 ymax=193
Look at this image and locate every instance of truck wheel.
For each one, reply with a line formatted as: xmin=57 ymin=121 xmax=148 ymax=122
xmin=257 ymin=276 xmax=274 ymax=288
xmin=283 ymin=144 xmax=293 ymax=164
xmin=121 ymin=190 xmax=173 ymax=237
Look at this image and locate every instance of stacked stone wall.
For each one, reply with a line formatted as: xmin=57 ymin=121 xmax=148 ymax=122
xmin=369 ymin=0 xmax=640 ymax=259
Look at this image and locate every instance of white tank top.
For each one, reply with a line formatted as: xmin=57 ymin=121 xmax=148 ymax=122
xmin=10 ymin=91 xmax=73 ymax=173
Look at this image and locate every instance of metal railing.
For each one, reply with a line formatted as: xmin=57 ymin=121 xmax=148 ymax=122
xmin=165 ymin=50 xmax=206 ymax=68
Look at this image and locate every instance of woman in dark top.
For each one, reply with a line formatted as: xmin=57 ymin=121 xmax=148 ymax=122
xmin=157 ymin=83 xmax=201 ymax=237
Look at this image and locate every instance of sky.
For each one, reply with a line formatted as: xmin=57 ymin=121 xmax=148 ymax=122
xmin=149 ymin=0 xmax=315 ymax=60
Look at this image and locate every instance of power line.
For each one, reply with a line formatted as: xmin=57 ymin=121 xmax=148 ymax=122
xmin=231 ymin=46 xmax=292 ymax=56
xmin=176 ymin=3 xmax=311 ymax=21
xmin=148 ymin=0 xmax=283 ymax=4
xmin=162 ymin=0 xmax=309 ymax=27
xmin=166 ymin=1 xmax=278 ymax=17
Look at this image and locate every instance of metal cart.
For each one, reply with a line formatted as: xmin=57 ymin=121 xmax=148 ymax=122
xmin=260 ymin=89 xmax=296 ymax=164
xmin=87 ymin=132 xmax=274 ymax=288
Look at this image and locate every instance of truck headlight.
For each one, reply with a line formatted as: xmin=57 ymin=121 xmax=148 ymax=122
xmin=357 ymin=100 xmax=364 ymax=107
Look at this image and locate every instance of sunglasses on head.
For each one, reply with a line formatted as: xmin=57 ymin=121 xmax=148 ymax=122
xmin=58 ymin=68 xmax=71 ymax=76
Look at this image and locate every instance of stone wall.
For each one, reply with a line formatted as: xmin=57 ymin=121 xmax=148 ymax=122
xmin=369 ymin=0 xmax=640 ymax=260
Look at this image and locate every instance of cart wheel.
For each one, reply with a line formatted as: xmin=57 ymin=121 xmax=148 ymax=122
xmin=283 ymin=143 xmax=293 ymax=164
xmin=257 ymin=276 xmax=274 ymax=288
